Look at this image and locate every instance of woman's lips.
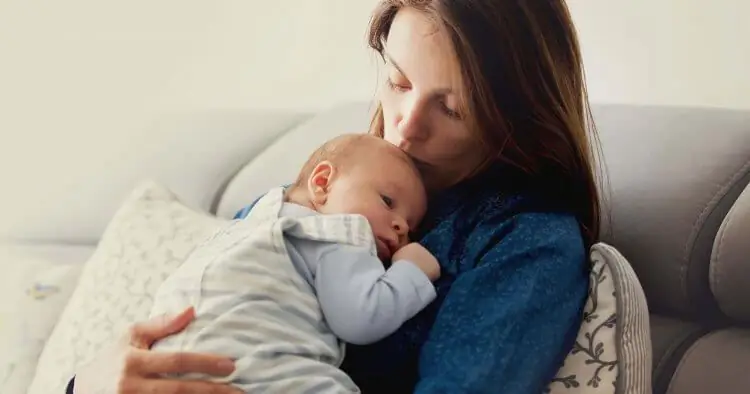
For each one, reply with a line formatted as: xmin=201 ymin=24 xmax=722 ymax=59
xmin=408 ymin=154 xmax=433 ymax=170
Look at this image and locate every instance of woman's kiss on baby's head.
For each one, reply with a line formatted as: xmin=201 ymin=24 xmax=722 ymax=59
xmin=285 ymin=134 xmax=427 ymax=261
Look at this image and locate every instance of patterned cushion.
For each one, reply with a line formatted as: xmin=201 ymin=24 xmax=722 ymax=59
xmin=546 ymin=242 xmax=652 ymax=394
xmin=26 ymin=181 xmax=227 ymax=394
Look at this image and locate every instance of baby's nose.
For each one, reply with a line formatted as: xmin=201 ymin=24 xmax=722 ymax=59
xmin=392 ymin=217 xmax=409 ymax=238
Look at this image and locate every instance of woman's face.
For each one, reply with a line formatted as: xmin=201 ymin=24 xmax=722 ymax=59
xmin=378 ymin=8 xmax=488 ymax=191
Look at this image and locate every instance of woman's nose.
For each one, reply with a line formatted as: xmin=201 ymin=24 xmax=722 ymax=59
xmin=397 ymin=97 xmax=428 ymax=142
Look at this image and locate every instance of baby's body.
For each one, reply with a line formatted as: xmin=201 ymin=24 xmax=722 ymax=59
xmin=149 ymin=134 xmax=441 ymax=393
xmin=274 ymin=200 xmax=438 ymax=345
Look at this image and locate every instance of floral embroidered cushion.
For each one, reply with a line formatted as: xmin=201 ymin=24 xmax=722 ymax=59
xmin=546 ymin=242 xmax=652 ymax=394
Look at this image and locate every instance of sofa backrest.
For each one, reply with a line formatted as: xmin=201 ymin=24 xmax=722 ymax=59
xmin=216 ymin=102 xmax=375 ymax=218
xmin=593 ymin=105 xmax=750 ymax=323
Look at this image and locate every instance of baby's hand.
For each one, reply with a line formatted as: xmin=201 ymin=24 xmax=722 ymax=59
xmin=393 ymin=243 xmax=441 ymax=281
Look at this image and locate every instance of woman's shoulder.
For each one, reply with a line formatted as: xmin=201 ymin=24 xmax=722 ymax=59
xmin=461 ymin=194 xmax=587 ymax=287
xmin=421 ymin=184 xmax=586 ymax=274
xmin=456 ymin=180 xmax=582 ymax=230
xmin=431 ymin=164 xmax=581 ymax=228
xmin=469 ymin=189 xmax=585 ymax=254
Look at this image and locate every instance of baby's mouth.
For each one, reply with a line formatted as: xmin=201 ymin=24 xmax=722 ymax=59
xmin=376 ymin=238 xmax=392 ymax=261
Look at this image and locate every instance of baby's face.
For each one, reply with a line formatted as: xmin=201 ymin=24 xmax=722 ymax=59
xmin=317 ymin=144 xmax=426 ymax=261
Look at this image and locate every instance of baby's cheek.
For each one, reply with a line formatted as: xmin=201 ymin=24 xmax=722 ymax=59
xmin=370 ymin=211 xmax=390 ymax=231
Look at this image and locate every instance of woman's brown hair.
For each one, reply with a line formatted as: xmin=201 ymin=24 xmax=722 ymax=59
xmin=367 ymin=0 xmax=603 ymax=247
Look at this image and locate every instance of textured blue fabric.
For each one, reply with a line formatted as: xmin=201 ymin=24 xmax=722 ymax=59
xmin=234 ymin=168 xmax=589 ymax=394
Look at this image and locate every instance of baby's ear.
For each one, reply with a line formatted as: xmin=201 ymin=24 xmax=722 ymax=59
xmin=308 ymin=161 xmax=335 ymax=206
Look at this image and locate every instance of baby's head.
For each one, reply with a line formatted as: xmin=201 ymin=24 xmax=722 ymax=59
xmin=286 ymin=134 xmax=427 ymax=261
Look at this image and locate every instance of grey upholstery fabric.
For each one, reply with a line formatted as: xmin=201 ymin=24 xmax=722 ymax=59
xmin=216 ymin=101 xmax=374 ymax=219
xmin=649 ymin=315 xmax=708 ymax=394
xmin=9 ymin=109 xmax=310 ymax=244
xmin=593 ymin=105 xmax=750 ymax=320
xmin=710 ymin=183 xmax=750 ymax=322
xmin=666 ymin=329 xmax=750 ymax=394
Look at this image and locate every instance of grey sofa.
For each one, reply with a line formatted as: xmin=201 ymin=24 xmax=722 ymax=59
xmin=592 ymin=104 xmax=750 ymax=394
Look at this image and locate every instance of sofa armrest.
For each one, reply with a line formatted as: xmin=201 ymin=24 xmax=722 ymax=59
xmin=0 ymin=241 xmax=92 ymax=394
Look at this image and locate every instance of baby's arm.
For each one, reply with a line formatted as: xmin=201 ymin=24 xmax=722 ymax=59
xmin=312 ymin=243 xmax=437 ymax=345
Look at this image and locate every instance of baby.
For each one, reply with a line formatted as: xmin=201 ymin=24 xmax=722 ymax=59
xmin=149 ymin=133 xmax=441 ymax=393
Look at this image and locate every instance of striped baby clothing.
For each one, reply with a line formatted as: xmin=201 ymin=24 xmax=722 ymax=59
xmin=149 ymin=187 xmax=436 ymax=393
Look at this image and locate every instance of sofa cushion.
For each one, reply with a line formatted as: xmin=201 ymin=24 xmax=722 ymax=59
xmin=26 ymin=181 xmax=226 ymax=394
xmin=216 ymin=101 xmax=374 ymax=219
xmin=10 ymin=110 xmax=307 ymax=244
xmin=649 ymin=315 xmax=709 ymax=394
xmin=664 ymin=328 xmax=750 ymax=394
xmin=547 ymin=243 xmax=651 ymax=394
xmin=0 ymin=248 xmax=84 ymax=394
xmin=595 ymin=104 xmax=750 ymax=320
xmin=710 ymin=182 xmax=750 ymax=322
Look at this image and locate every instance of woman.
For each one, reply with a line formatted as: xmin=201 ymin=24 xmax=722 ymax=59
xmin=68 ymin=0 xmax=602 ymax=393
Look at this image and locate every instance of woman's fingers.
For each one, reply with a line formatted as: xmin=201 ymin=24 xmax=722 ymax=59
xmin=129 ymin=307 xmax=196 ymax=349
xmin=74 ymin=309 xmax=239 ymax=394
xmin=131 ymin=377 xmax=243 ymax=394
xmin=127 ymin=348 xmax=236 ymax=377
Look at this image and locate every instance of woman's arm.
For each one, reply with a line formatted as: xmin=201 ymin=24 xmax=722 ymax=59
xmin=414 ymin=212 xmax=589 ymax=393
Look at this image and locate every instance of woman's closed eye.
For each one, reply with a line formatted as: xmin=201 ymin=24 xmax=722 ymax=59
xmin=440 ymin=102 xmax=461 ymax=120
xmin=386 ymin=77 xmax=409 ymax=92
xmin=439 ymin=98 xmax=462 ymax=120
xmin=387 ymin=80 xmax=461 ymax=120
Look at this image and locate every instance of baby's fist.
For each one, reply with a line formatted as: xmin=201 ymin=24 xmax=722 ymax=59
xmin=393 ymin=243 xmax=441 ymax=281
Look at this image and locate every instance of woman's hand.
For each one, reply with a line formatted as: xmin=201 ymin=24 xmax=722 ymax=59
xmin=74 ymin=307 xmax=242 ymax=394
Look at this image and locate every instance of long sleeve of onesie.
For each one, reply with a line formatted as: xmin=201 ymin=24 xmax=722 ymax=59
xmin=303 ymin=242 xmax=437 ymax=346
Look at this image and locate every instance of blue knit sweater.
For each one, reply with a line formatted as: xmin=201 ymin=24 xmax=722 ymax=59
xmin=65 ymin=166 xmax=588 ymax=394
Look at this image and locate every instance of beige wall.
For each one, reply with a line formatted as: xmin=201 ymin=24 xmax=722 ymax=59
xmin=0 ymin=0 xmax=747 ymax=240
xmin=570 ymin=0 xmax=749 ymax=109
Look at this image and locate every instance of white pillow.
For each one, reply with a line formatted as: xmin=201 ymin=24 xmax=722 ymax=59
xmin=546 ymin=242 xmax=652 ymax=394
xmin=0 ymin=252 xmax=83 ymax=394
xmin=27 ymin=180 xmax=227 ymax=394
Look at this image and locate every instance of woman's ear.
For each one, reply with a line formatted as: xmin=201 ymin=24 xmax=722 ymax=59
xmin=307 ymin=161 xmax=335 ymax=207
